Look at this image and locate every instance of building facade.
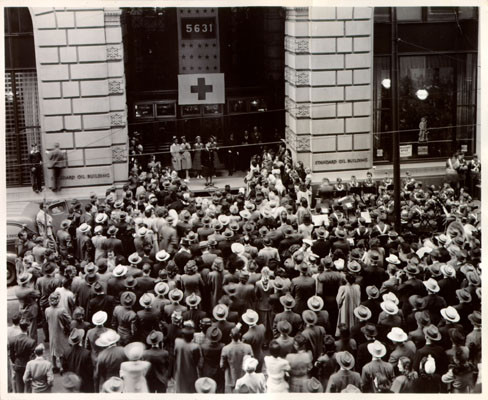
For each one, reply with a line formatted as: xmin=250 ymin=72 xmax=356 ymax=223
xmin=5 ymin=6 xmax=479 ymax=188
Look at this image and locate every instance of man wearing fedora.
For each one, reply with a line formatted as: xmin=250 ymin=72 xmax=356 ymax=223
xmin=174 ymin=321 xmax=202 ymax=393
xmin=273 ymin=293 xmax=302 ymax=337
xmin=220 ymin=326 xmax=254 ymax=393
xmin=62 ymin=328 xmax=93 ymax=392
xmin=142 ymin=330 xmax=170 ymax=393
xmin=107 ymin=265 xmax=129 ymax=302
xmin=15 ymin=272 xmax=40 ymax=342
xmin=45 ymin=292 xmax=71 ymax=374
xmin=387 ymin=327 xmax=416 ymax=366
xmin=361 ymin=340 xmax=395 ymax=393
xmin=183 ymin=293 xmax=207 ymax=330
xmin=86 ymin=311 xmax=109 ymax=367
xmin=242 ymin=309 xmax=266 ymax=371
xmin=326 ymin=350 xmax=362 ymax=392
xmin=421 ymin=278 xmax=447 ymax=325
xmin=35 ymin=261 xmax=60 ymax=342
xmin=136 ymin=293 xmax=160 ymax=342
xmin=200 ymin=326 xmax=225 ymax=392
xmin=103 ymin=225 xmax=124 ymax=257
xmin=112 ymin=292 xmax=137 ymax=346
xmin=94 ymin=329 xmax=127 ymax=392
xmin=413 ymin=324 xmax=448 ymax=375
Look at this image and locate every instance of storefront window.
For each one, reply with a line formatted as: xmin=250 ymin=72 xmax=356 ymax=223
xmin=373 ymin=7 xmax=478 ymax=163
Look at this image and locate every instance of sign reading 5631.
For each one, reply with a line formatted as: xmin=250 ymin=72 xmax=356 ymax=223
xmin=181 ymin=17 xmax=217 ymax=39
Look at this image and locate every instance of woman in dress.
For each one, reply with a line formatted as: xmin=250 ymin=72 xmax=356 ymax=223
xmin=264 ymin=340 xmax=291 ymax=392
xmin=180 ymin=136 xmax=192 ymax=182
xmin=170 ymin=136 xmax=182 ymax=175
xmin=201 ymin=140 xmax=215 ymax=187
xmin=119 ymin=342 xmax=151 ymax=393
xmin=193 ymin=136 xmax=203 ymax=178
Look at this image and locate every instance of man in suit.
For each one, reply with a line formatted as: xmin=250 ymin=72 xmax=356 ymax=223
xmin=9 ymin=320 xmax=36 ymax=393
xmin=158 ymin=216 xmax=179 ymax=255
xmin=46 ymin=142 xmax=65 ymax=192
xmin=220 ymin=327 xmax=253 ymax=393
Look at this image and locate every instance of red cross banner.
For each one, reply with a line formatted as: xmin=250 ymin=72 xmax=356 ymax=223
xmin=178 ymin=73 xmax=225 ymax=105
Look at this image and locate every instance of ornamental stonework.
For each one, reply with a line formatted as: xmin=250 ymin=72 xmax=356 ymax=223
xmin=110 ymin=112 xmax=125 ymax=127
xmin=106 ymin=45 xmax=122 ymax=61
xmin=285 ymin=97 xmax=297 ymax=117
xmin=112 ymin=145 xmax=128 ymax=162
xmin=108 ymin=79 xmax=124 ymax=94
xmin=296 ymin=135 xmax=311 ymax=151
xmin=297 ymin=104 xmax=310 ymax=118
xmin=296 ymin=71 xmax=310 ymax=86
xmin=295 ymin=39 xmax=309 ymax=53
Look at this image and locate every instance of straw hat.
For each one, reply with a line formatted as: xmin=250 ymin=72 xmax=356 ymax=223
xmin=185 ymin=293 xmax=202 ymax=307
xmin=139 ymin=293 xmax=155 ymax=308
xmin=155 ymin=250 xmax=170 ymax=262
xmin=112 ymin=265 xmax=128 ymax=278
xmin=101 ymin=377 xmax=124 ymax=393
xmin=423 ymin=278 xmax=440 ymax=293
xmin=280 ymin=293 xmax=296 ymax=309
xmin=168 ymin=288 xmax=184 ymax=302
xmin=366 ymin=285 xmax=379 ymax=299
xmin=302 ymin=310 xmax=318 ymax=325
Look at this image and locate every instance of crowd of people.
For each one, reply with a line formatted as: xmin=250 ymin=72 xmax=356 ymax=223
xmin=9 ymin=141 xmax=482 ymax=393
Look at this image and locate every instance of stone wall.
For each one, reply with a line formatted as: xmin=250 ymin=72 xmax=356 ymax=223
xmin=31 ymin=7 xmax=128 ymax=189
xmin=284 ymin=7 xmax=374 ymax=181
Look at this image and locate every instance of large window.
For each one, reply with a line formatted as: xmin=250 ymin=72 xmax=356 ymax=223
xmin=5 ymin=8 xmax=40 ymax=187
xmin=373 ymin=7 xmax=478 ymax=162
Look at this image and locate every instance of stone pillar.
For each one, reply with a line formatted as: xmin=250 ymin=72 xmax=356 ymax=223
xmin=284 ymin=7 xmax=374 ymax=181
xmin=31 ymin=7 xmax=128 ymax=190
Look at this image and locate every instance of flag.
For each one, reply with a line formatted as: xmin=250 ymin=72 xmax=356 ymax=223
xmin=178 ymin=73 xmax=225 ymax=105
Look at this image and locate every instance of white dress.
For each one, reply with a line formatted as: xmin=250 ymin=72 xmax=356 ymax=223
xmin=119 ymin=360 xmax=151 ymax=393
xmin=264 ymin=355 xmax=290 ymax=392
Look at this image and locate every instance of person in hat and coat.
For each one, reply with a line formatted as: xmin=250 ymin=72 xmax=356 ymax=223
xmin=301 ymin=309 xmax=325 ymax=362
xmin=326 ymin=350 xmax=362 ymax=393
xmin=62 ymin=328 xmax=93 ymax=392
xmin=200 ymin=326 xmax=225 ymax=392
xmin=221 ymin=326 xmax=254 ymax=393
xmin=387 ymin=327 xmax=416 ymax=365
xmin=136 ymin=293 xmax=159 ymax=342
xmin=273 ymin=293 xmax=302 ymax=337
xmin=94 ymin=329 xmax=127 ymax=392
xmin=242 ymin=309 xmax=266 ymax=371
xmin=174 ymin=321 xmax=202 ymax=393
xmin=86 ymin=311 xmax=109 ymax=367
xmin=183 ymin=293 xmax=207 ymax=331
xmin=142 ymin=330 xmax=170 ymax=393
xmin=107 ymin=265 xmax=128 ymax=301
xmin=413 ymin=324 xmax=449 ymax=375
xmin=45 ymin=292 xmax=71 ymax=372
xmin=361 ymin=340 xmax=395 ymax=393
xmin=112 ymin=291 xmax=137 ymax=346
xmin=15 ymin=272 xmax=40 ymax=341
xmin=119 ymin=341 xmax=151 ymax=393
xmin=35 ymin=261 xmax=60 ymax=342
xmin=86 ymin=281 xmax=114 ymax=322
xmin=421 ymin=278 xmax=447 ymax=325
xmin=290 ymin=259 xmax=316 ymax=314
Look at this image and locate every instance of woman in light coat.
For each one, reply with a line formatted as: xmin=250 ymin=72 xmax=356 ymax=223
xmin=119 ymin=342 xmax=151 ymax=393
xmin=170 ymin=136 xmax=182 ymax=173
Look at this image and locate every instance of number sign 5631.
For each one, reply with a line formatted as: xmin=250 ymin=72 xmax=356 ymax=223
xmin=181 ymin=17 xmax=217 ymax=39
xmin=186 ymin=23 xmax=213 ymax=33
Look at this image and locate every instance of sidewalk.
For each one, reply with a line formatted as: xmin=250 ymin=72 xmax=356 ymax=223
xmin=6 ymin=172 xmax=247 ymax=205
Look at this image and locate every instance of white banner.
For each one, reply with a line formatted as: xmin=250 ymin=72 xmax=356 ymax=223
xmin=178 ymin=73 xmax=225 ymax=105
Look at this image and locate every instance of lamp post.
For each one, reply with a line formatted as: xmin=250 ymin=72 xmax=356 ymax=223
xmin=391 ymin=7 xmax=401 ymax=233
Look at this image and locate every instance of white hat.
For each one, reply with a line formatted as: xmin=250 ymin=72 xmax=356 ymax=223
xmin=92 ymin=311 xmax=108 ymax=326
xmin=385 ymin=254 xmax=401 ymax=264
xmin=380 ymin=300 xmax=399 ymax=315
xmin=155 ymin=250 xmax=170 ymax=262
xmin=367 ymin=340 xmax=387 ymax=358
xmin=387 ymin=327 xmax=408 ymax=342
xmin=112 ymin=265 xmax=128 ymax=278
xmin=382 ymin=292 xmax=399 ymax=305
xmin=231 ymin=243 xmax=245 ymax=255
xmin=440 ymin=306 xmax=460 ymax=323
xmin=423 ymin=278 xmax=440 ymax=293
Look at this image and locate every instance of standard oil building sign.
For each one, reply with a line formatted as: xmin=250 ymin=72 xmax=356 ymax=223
xmin=312 ymin=151 xmax=371 ymax=172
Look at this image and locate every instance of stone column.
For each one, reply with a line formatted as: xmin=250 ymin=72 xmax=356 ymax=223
xmin=284 ymin=7 xmax=374 ymax=181
xmin=31 ymin=7 xmax=128 ymax=190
